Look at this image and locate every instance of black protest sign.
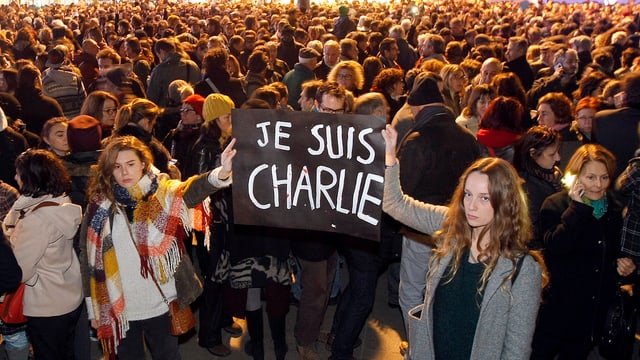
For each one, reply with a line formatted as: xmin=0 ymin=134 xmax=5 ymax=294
xmin=232 ymin=109 xmax=386 ymax=241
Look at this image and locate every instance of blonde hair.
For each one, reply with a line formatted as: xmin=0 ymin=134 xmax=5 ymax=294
xmin=114 ymin=98 xmax=160 ymax=130
xmin=565 ymin=144 xmax=616 ymax=180
xmin=327 ymin=60 xmax=365 ymax=92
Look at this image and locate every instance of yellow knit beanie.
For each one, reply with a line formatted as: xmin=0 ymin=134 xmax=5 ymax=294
xmin=202 ymin=93 xmax=235 ymax=122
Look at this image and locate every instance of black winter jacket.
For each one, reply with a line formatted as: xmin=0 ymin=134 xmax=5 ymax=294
xmin=537 ymin=191 xmax=626 ymax=343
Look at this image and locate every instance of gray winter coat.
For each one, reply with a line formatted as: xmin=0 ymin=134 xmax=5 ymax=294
xmin=383 ymin=164 xmax=543 ymax=360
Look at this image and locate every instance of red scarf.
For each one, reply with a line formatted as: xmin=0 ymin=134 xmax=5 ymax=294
xmin=476 ymin=128 xmax=521 ymax=149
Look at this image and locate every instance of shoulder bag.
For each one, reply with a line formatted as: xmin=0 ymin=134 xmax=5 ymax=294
xmin=0 ymin=201 xmax=60 ymax=324
xmin=0 ymin=283 xmax=26 ymax=324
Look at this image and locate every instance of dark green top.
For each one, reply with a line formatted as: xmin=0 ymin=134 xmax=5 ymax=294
xmin=433 ymin=252 xmax=485 ymax=360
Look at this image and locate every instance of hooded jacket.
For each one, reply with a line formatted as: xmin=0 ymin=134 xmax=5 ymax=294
xmin=41 ymin=65 xmax=87 ymax=118
xmin=398 ymin=105 xmax=482 ymax=205
xmin=148 ymin=52 xmax=201 ymax=107
xmin=383 ymin=164 xmax=542 ymax=360
xmin=3 ymin=195 xmax=83 ymax=317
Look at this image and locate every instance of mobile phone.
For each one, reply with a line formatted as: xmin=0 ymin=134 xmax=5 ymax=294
xmin=573 ymin=178 xmax=584 ymax=198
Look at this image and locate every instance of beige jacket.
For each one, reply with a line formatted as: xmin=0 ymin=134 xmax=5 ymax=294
xmin=3 ymin=195 xmax=83 ymax=317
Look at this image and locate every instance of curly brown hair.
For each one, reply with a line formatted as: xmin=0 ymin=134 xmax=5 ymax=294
xmin=372 ymin=68 xmax=404 ymax=94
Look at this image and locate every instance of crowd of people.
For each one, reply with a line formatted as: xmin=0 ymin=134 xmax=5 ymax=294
xmin=1 ymin=0 xmax=640 ymax=359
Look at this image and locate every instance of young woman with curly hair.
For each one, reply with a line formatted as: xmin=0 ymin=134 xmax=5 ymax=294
xmin=371 ymin=68 xmax=405 ymax=120
xmin=79 ymin=135 xmax=235 ymax=359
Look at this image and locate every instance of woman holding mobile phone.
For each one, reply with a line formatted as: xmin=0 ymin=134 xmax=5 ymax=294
xmin=531 ymin=144 xmax=636 ymax=359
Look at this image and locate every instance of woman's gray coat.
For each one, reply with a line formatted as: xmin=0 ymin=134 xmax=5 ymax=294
xmin=383 ymin=163 xmax=542 ymax=360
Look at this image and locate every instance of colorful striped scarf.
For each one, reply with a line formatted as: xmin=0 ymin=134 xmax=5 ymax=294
xmin=86 ymin=172 xmax=199 ymax=358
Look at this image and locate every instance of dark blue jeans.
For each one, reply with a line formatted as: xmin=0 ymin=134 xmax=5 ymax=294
xmin=331 ymin=246 xmax=384 ymax=359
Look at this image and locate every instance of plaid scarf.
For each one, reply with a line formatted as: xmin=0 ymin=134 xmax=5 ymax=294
xmin=86 ymin=172 xmax=199 ymax=358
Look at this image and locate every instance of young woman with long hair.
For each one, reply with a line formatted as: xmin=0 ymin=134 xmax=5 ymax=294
xmin=382 ymin=124 xmax=546 ymax=360
xmin=79 ymin=135 xmax=236 ymax=359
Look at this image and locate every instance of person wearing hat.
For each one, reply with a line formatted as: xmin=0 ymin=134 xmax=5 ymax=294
xmin=63 ymin=114 xmax=102 ymax=210
xmin=58 ymin=117 xmax=103 ymax=360
xmin=190 ymin=93 xmax=239 ymax=358
xmin=395 ymin=71 xmax=483 ymax=351
xmin=169 ymin=93 xmax=242 ymax=358
xmin=196 ymin=93 xmax=293 ymax=360
xmin=282 ymin=47 xmax=320 ymax=110
xmin=41 ymin=44 xmax=87 ymax=119
xmin=332 ymin=4 xmax=356 ymax=40
xmin=162 ymin=94 xmax=205 ymax=178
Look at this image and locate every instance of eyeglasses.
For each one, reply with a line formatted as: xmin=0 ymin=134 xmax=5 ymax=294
xmin=319 ymin=105 xmax=345 ymax=114
xmin=103 ymin=108 xmax=117 ymax=115
xmin=453 ymin=73 xmax=468 ymax=80
xmin=337 ymin=73 xmax=353 ymax=80
xmin=180 ymin=108 xmax=195 ymax=113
